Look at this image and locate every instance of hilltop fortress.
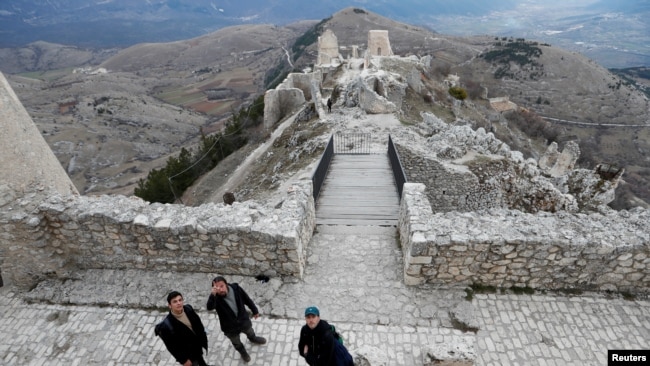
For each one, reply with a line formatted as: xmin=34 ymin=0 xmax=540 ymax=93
xmin=0 ymin=29 xmax=648 ymax=297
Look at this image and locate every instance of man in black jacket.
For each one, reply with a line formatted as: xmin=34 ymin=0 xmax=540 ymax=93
xmin=156 ymin=291 xmax=212 ymax=366
xmin=298 ymin=306 xmax=353 ymax=366
xmin=206 ymin=276 xmax=266 ymax=363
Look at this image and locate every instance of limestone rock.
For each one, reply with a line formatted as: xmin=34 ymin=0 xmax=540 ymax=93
xmin=449 ymin=301 xmax=480 ymax=333
xmin=351 ymin=345 xmax=389 ymax=366
xmin=539 ymin=141 xmax=580 ymax=177
xmin=424 ymin=341 xmax=475 ymax=366
xmin=407 ymin=67 xmax=425 ymax=94
xmin=561 ymin=166 xmax=623 ymax=210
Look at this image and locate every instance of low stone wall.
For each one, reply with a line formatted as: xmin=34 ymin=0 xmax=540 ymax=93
xmin=396 ymin=145 xmax=504 ymax=212
xmin=399 ymin=183 xmax=650 ymax=294
xmin=0 ymin=183 xmax=315 ymax=288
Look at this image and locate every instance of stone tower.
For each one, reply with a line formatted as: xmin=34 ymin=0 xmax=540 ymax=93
xmin=0 ymin=72 xmax=78 ymax=205
xmin=317 ymin=29 xmax=340 ymax=65
xmin=367 ymin=30 xmax=393 ymax=57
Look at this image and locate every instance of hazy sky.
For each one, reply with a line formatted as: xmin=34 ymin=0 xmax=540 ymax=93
xmin=0 ymin=0 xmax=647 ymax=67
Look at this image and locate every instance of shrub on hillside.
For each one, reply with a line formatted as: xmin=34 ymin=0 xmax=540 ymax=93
xmin=448 ymin=86 xmax=467 ymax=100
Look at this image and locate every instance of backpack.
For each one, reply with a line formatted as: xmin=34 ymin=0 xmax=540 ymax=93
xmin=330 ymin=325 xmax=353 ymax=366
xmin=154 ymin=318 xmax=171 ymax=337
xmin=330 ymin=324 xmax=343 ymax=345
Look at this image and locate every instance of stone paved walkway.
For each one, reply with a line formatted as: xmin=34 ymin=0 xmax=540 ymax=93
xmin=2 ymin=225 xmax=649 ymax=365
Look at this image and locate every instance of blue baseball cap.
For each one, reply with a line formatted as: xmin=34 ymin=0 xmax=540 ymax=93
xmin=304 ymin=306 xmax=320 ymax=316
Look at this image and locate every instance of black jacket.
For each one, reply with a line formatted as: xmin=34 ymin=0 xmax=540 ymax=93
xmin=206 ymin=283 xmax=259 ymax=334
xmin=156 ymin=304 xmax=208 ymax=365
xmin=298 ymin=319 xmax=337 ymax=366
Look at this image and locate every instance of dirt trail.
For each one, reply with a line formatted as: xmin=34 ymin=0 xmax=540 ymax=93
xmin=182 ymin=110 xmax=301 ymax=205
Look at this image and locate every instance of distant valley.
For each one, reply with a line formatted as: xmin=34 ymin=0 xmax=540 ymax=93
xmin=4 ymin=23 xmax=307 ymax=196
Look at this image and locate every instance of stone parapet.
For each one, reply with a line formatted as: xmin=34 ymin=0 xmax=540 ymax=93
xmin=0 ymin=183 xmax=315 ymax=288
xmin=399 ymin=183 xmax=650 ymax=294
xmin=396 ymin=145 xmax=504 ymax=212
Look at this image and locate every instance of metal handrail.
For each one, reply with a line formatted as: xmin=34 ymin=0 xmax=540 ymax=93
xmin=388 ymin=135 xmax=408 ymax=201
xmin=311 ymin=135 xmax=334 ymax=202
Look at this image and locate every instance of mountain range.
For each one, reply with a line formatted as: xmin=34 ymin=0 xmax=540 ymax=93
xmin=1 ymin=0 xmax=648 ymax=68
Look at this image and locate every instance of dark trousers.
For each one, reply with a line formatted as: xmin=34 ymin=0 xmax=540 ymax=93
xmin=225 ymin=324 xmax=256 ymax=348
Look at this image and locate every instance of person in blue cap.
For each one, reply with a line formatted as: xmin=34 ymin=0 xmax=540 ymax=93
xmin=298 ymin=306 xmax=353 ymax=366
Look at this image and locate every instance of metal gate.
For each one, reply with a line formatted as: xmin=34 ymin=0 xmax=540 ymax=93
xmin=333 ymin=133 xmax=371 ymax=154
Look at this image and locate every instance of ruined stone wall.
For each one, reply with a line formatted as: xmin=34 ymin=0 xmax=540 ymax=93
xmin=280 ymin=73 xmax=317 ymax=101
xmin=317 ymin=29 xmax=340 ymax=65
xmin=0 ymin=183 xmax=315 ymax=288
xmin=315 ymin=64 xmax=338 ymax=86
xmin=396 ymin=145 xmax=504 ymax=212
xmin=399 ymin=183 xmax=650 ymax=294
xmin=263 ymin=71 xmax=325 ymax=129
xmin=358 ymin=84 xmax=398 ymax=114
xmin=263 ymin=88 xmax=305 ymax=129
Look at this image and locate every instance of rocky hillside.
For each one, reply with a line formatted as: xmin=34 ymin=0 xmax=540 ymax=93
xmin=454 ymin=37 xmax=648 ymax=126
xmin=4 ymin=24 xmax=309 ymax=196
xmin=8 ymin=72 xmax=207 ymax=195
xmin=99 ymin=24 xmax=301 ymax=74
xmin=0 ymin=41 xmax=119 ymax=74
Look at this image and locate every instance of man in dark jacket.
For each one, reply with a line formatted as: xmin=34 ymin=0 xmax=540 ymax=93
xmin=206 ymin=276 xmax=266 ymax=363
xmin=298 ymin=306 xmax=353 ymax=366
xmin=156 ymin=291 xmax=211 ymax=366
